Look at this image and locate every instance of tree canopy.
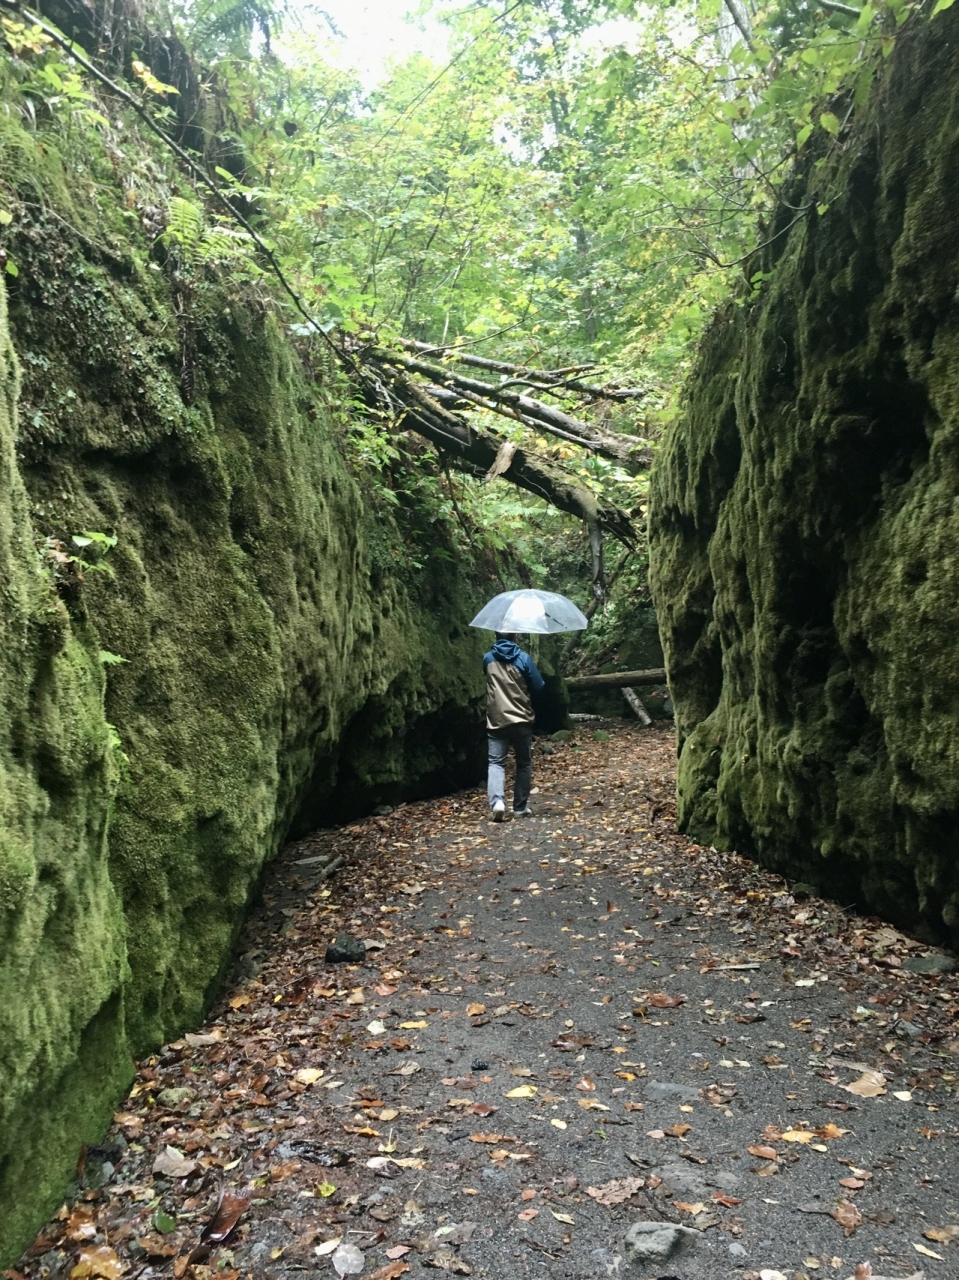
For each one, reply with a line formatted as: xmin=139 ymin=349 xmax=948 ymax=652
xmin=1 ymin=0 xmax=945 ymax=606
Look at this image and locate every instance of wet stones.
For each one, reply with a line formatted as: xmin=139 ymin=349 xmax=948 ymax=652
xmin=325 ymin=933 xmax=367 ymax=964
xmin=902 ymin=953 xmax=957 ymax=975
xmin=624 ymin=1221 xmax=700 ymax=1266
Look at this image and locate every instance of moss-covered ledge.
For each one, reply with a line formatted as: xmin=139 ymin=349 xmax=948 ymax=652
xmin=650 ymin=6 xmax=959 ymax=946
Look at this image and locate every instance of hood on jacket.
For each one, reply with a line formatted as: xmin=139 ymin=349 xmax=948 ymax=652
xmin=491 ymin=638 xmax=523 ymax=663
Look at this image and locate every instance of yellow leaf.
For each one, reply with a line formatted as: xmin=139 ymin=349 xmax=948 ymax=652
xmin=400 ymin=1020 xmax=428 ymax=1029
xmin=295 ymin=1068 xmax=324 ymax=1086
xmin=781 ymin=1129 xmax=814 ymax=1143
xmin=914 ymin=1243 xmax=944 ymax=1260
xmin=506 ymin=1085 xmax=537 ymax=1098
xmin=467 ymin=1003 xmax=486 ymax=1016
xmin=550 ymin=1210 xmax=575 ymax=1225
xmin=317 ymin=1181 xmax=336 ymax=1197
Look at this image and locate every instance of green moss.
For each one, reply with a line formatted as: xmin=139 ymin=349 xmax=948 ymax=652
xmin=650 ymin=7 xmax=959 ymax=944
xmin=0 ymin=274 xmax=131 ymax=1264
xmin=0 ymin=127 xmax=491 ymax=1275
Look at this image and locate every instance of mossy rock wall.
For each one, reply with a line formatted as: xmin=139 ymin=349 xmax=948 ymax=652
xmin=649 ymin=7 xmax=959 ymax=946
xmin=0 ymin=222 xmax=488 ymax=1261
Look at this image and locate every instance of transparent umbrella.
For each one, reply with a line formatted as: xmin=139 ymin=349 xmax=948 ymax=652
xmin=469 ymin=588 xmax=589 ymax=635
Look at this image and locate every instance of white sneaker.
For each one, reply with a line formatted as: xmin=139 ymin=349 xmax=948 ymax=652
xmin=491 ymin=800 xmax=507 ymax=822
xmin=513 ymin=806 xmax=533 ymax=817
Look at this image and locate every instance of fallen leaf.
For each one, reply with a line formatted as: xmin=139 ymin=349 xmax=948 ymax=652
xmin=913 ymin=1243 xmax=943 ymax=1260
xmin=153 ymin=1146 xmax=197 ymax=1178
xmin=466 ymin=1003 xmax=486 ymax=1016
xmin=469 ymin=1133 xmax=508 ymax=1144
xmin=748 ymin=1145 xmax=779 ymax=1160
xmin=367 ymin=1021 xmax=387 ymax=1035
xmin=400 ymin=1020 xmax=428 ymax=1030
xmin=295 ymin=1068 xmax=324 ymax=1086
xmin=781 ymin=1129 xmax=815 ymax=1144
xmin=586 ymin=1177 xmax=645 ymax=1206
xmin=665 ymin=1123 xmax=692 ymax=1137
xmin=925 ymin=1226 xmax=959 ymax=1244
xmin=816 ymin=1123 xmax=849 ymax=1140
xmin=831 ymin=1201 xmax=862 ymax=1236
xmin=229 ymin=994 xmax=253 ymax=1009
xmin=550 ymin=1119 xmax=567 ymax=1130
xmin=510 ymin=1067 xmax=533 ymax=1077
xmin=675 ymin=1201 xmax=706 ymax=1216
xmin=577 ymin=1098 xmax=610 ymax=1111
xmin=133 ymin=1235 xmax=177 ymax=1259
xmin=470 ymin=1102 xmax=497 ymax=1117
xmin=550 ymin=1210 xmax=575 ymax=1225
xmin=575 ymin=1077 xmax=595 ymax=1092
xmin=842 ymin=1070 xmax=887 ymax=1098
xmin=423 ymin=1249 xmax=471 ymax=1274
xmin=517 ymin=1209 xmax=538 ymax=1222
xmin=379 ymin=1108 xmax=399 ymax=1121
xmin=713 ymin=1193 xmax=741 ymax=1207
xmin=65 ymin=1206 xmax=97 ymax=1243
xmin=893 ymin=1091 xmax=913 ymax=1102
xmin=648 ymin=993 xmax=686 ymax=1008
xmin=506 ymin=1085 xmax=537 ymax=1098
xmin=199 ymin=1191 xmax=250 ymax=1245
xmin=385 ymin=1246 xmax=412 ymax=1260
xmin=368 ymin=1264 xmax=411 ymax=1280
xmin=70 ymin=1247 xmax=123 ymax=1280
xmin=839 ymin=1178 xmax=865 ymax=1190
xmin=346 ymin=988 xmax=365 ymax=1005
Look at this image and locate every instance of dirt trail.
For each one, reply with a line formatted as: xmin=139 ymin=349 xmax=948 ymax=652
xmin=17 ymin=723 xmax=959 ymax=1280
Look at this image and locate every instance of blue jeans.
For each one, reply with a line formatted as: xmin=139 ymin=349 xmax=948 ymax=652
xmin=487 ymin=722 xmax=533 ymax=811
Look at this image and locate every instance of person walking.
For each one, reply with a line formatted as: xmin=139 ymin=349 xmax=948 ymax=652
xmin=484 ymin=631 xmax=545 ymax=822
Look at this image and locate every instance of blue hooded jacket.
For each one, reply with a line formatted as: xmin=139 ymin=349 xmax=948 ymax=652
xmin=483 ymin=639 xmax=545 ymax=729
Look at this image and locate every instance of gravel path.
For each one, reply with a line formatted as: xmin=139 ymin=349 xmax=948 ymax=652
xmin=18 ymin=722 xmax=959 ymax=1280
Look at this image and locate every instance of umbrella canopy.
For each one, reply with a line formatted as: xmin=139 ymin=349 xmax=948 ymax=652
xmin=469 ymin=588 xmax=589 ymax=635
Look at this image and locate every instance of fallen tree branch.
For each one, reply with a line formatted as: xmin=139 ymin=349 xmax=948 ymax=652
xmin=367 ymin=363 xmax=636 ymax=544
xmin=369 ymin=347 xmax=650 ymax=472
xmin=565 ymin=668 xmax=667 ymax=690
xmin=399 ymin=337 xmax=644 ymax=401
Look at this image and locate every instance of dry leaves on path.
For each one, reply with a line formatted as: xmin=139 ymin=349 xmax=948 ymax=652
xmin=69 ymin=1247 xmax=123 ymax=1280
xmin=831 ymin=1201 xmax=863 ymax=1236
xmin=924 ymin=1225 xmax=959 ymax=1243
xmin=585 ymin=1177 xmax=645 ymax=1205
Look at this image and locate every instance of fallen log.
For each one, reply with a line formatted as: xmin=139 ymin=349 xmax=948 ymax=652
xmin=566 ymin=668 xmax=667 ymax=690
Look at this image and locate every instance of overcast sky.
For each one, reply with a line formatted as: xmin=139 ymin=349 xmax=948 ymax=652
xmin=305 ymin=0 xmax=450 ymax=86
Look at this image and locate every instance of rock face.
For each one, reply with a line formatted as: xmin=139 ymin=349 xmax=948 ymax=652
xmin=650 ymin=9 xmax=959 ymax=947
xmin=0 ymin=217 xmax=490 ymax=1259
